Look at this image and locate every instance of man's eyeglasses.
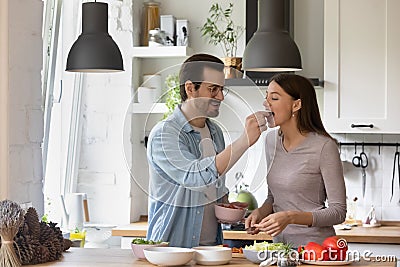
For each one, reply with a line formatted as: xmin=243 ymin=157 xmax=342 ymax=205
xmin=207 ymin=85 xmax=229 ymax=97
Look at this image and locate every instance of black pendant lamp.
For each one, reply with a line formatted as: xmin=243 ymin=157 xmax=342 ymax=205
xmin=66 ymin=1 xmax=124 ymax=72
xmin=242 ymin=0 xmax=302 ymax=72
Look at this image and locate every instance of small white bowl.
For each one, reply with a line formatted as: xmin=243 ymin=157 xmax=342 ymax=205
xmin=243 ymin=249 xmax=266 ymax=264
xmin=131 ymin=242 xmax=169 ymax=259
xmin=144 ymin=247 xmax=194 ymax=266
xmin=193 ymin=246 xmax=232 ymax=265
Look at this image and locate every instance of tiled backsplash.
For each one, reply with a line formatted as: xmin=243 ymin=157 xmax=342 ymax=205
xmin=332 ymin=133 xmax=400 ymax=221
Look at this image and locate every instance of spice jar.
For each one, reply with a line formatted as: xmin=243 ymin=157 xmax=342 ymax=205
xmin=142 ymin=2 xmax=160 ymax=46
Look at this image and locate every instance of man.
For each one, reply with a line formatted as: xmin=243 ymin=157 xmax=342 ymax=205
xmin=146 ymin=53 xmax=269 ymax=248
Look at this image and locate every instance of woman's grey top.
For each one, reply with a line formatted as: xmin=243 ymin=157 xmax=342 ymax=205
xmin=265 ymin=130 xmax=347 ymax=247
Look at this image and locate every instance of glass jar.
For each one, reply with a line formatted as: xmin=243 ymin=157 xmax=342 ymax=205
xmin=142 ymin=2 xmax=160 ymax=46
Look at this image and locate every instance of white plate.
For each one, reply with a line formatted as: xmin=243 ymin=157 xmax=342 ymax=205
xmin=301 ymin=256 xmax=355 ymax=266
xmin=362 ymin=223 xmax=381 ymax=228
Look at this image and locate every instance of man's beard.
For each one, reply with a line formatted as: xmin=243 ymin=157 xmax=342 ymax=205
xmin=193 ymin=98 xmax=221 ymax=118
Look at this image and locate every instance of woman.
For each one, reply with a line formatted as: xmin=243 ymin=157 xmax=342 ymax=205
xmin=245 ymin=73 xmax=346 ymax=247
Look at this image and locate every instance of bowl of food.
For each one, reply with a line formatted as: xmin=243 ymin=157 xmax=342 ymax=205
xmin=193 ymin=246 xmax=232 ymax=265
xmin=130 ymin=238 xmax=169 ymax=259
xmin=243 ymin=242 xmax=287 ymax=264
xmin=143 ymin=247 xmax=194 ymax=266
xmin=214 ymin=203 xmax=247 ymax=224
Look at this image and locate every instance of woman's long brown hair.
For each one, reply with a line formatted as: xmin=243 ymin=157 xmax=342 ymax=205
xmin=270 ymin=73 xmax=334 ymax=140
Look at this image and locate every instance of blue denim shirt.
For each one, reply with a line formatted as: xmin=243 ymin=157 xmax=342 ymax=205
xmin=146 ymin=105 xmax=228 ymax=248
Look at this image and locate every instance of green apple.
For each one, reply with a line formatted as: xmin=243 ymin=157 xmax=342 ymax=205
xmin=235 ymin=190 xmax=258 ymax=211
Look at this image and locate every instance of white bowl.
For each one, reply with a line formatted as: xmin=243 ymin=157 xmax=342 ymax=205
xmin=144 ymin=247 xmax=194 ymax=266
xmin=131 ymin=242 xmax=169 ymax=259
xmin=243 ymin=249 xmax=278 ymax=264
xmin=193 ymin=246 xmax=232 ymax=265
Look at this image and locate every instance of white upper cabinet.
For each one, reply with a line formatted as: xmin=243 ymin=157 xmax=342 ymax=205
xmin=324 ymin=0 xmax=400 ymax=133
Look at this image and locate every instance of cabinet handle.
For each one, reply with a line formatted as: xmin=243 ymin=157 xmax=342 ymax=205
xmin=351 ymin=124 xmax=374 ymax=128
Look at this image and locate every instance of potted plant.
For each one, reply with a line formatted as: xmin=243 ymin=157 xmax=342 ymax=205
xmin=200 ymin=3 xmax=244 ymax=78
xmin=162 ymin=73 xmax=180 ymax=119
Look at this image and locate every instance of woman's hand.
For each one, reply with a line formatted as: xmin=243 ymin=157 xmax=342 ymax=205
xmin=244 ymin=209 xmax=263 ymax=235
xmin=253 ymin=211 xmax=291 ymax=237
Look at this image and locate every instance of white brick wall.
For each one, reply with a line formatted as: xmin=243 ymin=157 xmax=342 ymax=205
xmin=7 ymin=0 xmax=44 ymax=214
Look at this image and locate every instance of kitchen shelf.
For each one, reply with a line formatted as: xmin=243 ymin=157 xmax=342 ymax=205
xmin=132 ymin=46 xmax=192 ymax=58
xmin=129 ymin=103 xmax=167 ymax=114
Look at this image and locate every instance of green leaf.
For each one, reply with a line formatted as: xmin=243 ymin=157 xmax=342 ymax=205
xmin=199 ymin=2 xmax=243 ymax=57
xmin=163 ymin=74 xmax=180 ymax=120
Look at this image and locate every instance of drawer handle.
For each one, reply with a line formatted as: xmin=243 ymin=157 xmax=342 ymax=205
xmin=351 ymin=124 xmax=374 ymax=128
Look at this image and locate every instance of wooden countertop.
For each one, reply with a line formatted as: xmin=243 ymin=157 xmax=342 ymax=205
xmin=334 ymin=226 xmax=400 ymax=244
xmin=111 ymin=221 xmax=274 ymax=241
xmin=112 ymin=222 xmax=400 ymax=244
xmin=25 ymin=248 xmax=397 ymax=267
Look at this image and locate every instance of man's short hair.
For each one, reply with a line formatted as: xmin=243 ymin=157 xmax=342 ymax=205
xmin=179 ymin=54 xmax=224 ymax=102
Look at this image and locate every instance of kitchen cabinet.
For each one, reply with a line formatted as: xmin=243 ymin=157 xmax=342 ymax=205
xmin=324 ymin=0 xmax=400 ymax=134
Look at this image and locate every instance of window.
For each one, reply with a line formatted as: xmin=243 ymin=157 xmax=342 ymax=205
xmin=42 ymin=0 xmax=85 ymax=223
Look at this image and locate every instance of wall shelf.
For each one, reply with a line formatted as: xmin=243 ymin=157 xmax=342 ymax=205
xmin=132 ymin=46 xmax=192 ymax=58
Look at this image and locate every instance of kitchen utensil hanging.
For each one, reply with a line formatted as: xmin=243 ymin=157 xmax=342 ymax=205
xmin=352 ymin=144 xmax=368 ymax=198
xmin=390 ymin=144 xmax=399 ymax=202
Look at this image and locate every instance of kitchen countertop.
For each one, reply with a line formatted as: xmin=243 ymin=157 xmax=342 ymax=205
xmin=25 ymin=248 xmax=397 ymax=267
xmin=111 ymin=221 xmax=400 ymax=244
xmin=334 ymin=225 xmax=400 ymax=244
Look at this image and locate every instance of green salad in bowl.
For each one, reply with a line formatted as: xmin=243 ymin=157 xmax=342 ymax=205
xmin=243 ymin=241 xmax=287 ymax=263
xmin=131 ymin=238 xmax=166 ymax=245
xmin=131 ymin=238 xmax=169 ymax=259
xmin=245 ymin=241 xmax=287 ymax=251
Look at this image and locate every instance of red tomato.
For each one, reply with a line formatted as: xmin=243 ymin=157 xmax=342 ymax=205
xmin=322 ymin=236 xmax=347 ymax=249
xmin=322 ymin=236 xmax=348 ymax=261
xmin=303 ymin=242 xmax=329 ymax=261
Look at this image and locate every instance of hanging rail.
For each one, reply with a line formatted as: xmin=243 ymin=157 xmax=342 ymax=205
xmin=339 ymin=142 xmax=399 ymax=147
xmin=338 ymin=142 xmax=399 ymax=154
